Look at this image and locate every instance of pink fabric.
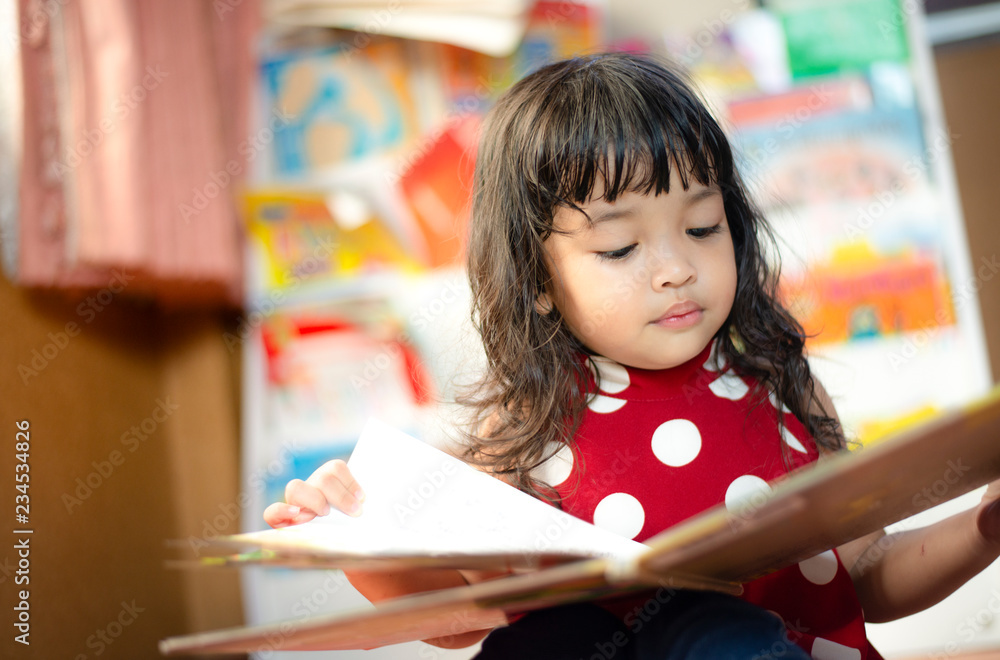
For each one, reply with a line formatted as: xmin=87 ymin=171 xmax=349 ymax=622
xmin=17 ymin=0 xmax=107 ymax=288
xmin=15 ymin=0 xmax=257 ymax=304
xmin=556 ymin=343 xmax=874 ymax=659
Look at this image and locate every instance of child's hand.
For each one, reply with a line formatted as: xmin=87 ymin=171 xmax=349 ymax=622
xmin=977 ymin=479 xmax=1000 ymax=546
xmin=263 ymin=459 xmax=366 ymax=528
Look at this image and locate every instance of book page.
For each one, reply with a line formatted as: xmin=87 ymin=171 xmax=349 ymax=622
xmin=229 ymin=419 xmax=647 ymax=564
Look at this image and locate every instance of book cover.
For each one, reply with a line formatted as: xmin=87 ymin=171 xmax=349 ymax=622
xmin=161 ymin=388 xmax=1000 ymax=654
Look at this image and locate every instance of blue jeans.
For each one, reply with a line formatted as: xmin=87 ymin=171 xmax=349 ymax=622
xmin=474 ymin=591 xmax=811 ymax=660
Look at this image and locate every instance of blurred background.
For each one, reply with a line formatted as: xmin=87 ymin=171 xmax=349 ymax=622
xmin=1 ymin=0 xmax=1000 ymax=658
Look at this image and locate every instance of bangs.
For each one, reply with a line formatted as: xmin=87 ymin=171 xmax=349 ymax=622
xmin=519 ymin=55 xmax=733 ymax=221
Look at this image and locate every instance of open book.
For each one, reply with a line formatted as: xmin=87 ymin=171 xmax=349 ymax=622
xmin=161 ymin=389 xmax=1000 ymax=654
xmin=214 ymin=418 xmax=650 ymax=571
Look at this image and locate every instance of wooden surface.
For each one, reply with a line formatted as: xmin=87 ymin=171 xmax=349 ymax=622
xmin=0 ymin=272 xmax=245 ymax=659
xmin=935 ymin=38 xmax=1000 ymax=384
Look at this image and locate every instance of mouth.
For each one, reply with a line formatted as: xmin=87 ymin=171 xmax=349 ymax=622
xmin=653 ymin=302 xmax=703 ymax=328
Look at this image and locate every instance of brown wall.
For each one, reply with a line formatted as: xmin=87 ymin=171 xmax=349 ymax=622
xmin=934 ymin=37 xmax=1000 ymax=382
xmin=0 ymin=272 xmax=245 ymax=659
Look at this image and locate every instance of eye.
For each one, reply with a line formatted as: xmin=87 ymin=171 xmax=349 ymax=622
xmin=687 ymin=224 xmax=722 ymax=239
xmin=596 ymin=244 xmax=637 ymax=261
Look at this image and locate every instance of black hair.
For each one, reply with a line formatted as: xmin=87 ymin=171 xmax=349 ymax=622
xmin=461 ymin=52 xmax=843 ymax=499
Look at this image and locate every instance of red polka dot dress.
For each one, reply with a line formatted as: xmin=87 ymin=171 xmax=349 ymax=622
xmin=540 ymin=342 xmax=883 ymax=660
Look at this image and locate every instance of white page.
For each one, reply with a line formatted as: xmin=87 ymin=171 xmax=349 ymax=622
xmin=233 ymin=419 xmax=647 ymax=563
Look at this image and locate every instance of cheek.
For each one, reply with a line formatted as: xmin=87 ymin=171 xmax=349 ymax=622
xmin=710 ymin=247 xmax=739 ymax=304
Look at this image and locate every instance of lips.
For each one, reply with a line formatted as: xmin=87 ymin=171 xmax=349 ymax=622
xmin=653 ymin=301 xmax=703 ymax=328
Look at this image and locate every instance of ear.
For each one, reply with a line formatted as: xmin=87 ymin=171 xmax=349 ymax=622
xmin=535 ymin=291 xmax=554 ymax=315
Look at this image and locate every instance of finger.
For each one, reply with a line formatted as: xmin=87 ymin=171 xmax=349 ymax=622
xmin=263 ymin=502 xmax=319 ymax=528
xmin=263 ymin=502 xmax=304 ymax=528
xmin=984 ymin=479 xmax=1000 ymax=502
xmin=307 ymin=459 xmax=365 ymax=517
xmin=284 ymin=478 xmax=332 ymax=517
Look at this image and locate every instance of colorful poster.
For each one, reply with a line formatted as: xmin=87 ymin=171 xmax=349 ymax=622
xmin=725 ymin=63 xmax=986 ymax=445
xmin=260 ymin=39 xmax=422 ymax=173
xmin=767 ymin=0 xmax=910 ymax=77
xmin=781 ymin=244 xmax=955 ymax=344
xmin=244 ymin=190 xmax=421 ymax=293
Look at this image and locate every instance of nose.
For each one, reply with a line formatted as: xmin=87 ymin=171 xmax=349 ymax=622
xmin=649 ymin=246 xmax=695 ymax=290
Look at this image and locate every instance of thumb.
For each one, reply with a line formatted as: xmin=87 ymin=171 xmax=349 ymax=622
xmin=976 ymin=497 xmax=1000 ymax=545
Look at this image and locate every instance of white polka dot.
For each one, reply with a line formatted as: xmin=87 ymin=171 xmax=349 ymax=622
xmin=592 ymin=493 xmax=645 ymax=539
xmin=811 ymin=637 xmax=861 ymax=660
xmin=781 ymin=425 xmax=808 ymax=453
xmin=799 ymin=550 xmax=839 ymax=585
xmin=651 ymin=419 xmax=702 ymax=467
xmin=724 ymin=475 xmax=772 ymax=513
xmin=703 ymin=340 xmax=725 ymax=372
xmin=588 ymin=394 xmax=627 ymax=414
xmin=533 ymin=443 xmax=574 ymax=487
xmin=768 ymin=391 xmax=792 ymax=413
xmin=709 ymin=372 xmax=749 ymax=400
xmin=591 ymin=358 xmax=630 ymax=394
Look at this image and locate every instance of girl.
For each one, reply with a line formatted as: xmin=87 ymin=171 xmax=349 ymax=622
xmin=265 ymin=53 xmax=1000 ymax=659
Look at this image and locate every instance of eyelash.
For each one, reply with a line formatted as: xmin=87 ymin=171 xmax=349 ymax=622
xmin=687 ymin=223 xmax=723 ymax=239
xmin=596 ymin=245 xmax=637 ymax=261
xmin=595 ymin=224 xmax=722 ymax=261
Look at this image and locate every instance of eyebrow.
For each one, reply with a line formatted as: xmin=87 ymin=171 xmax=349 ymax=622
xmin=685 ymin=186 xmax=723 ymax=207
xmin=587 ymin=186 xmax=722 ymax=225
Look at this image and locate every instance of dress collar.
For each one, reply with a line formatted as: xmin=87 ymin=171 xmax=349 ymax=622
xmin=586 ymin=340 xmax=723 ymax=401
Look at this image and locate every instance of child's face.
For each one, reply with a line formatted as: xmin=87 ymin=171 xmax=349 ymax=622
xmin=542 ymin=168 xmax=737 ymax=370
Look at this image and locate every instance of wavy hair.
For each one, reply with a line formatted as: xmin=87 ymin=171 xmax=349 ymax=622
xmin=460 ymin=52 xmax=843 ymax=501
